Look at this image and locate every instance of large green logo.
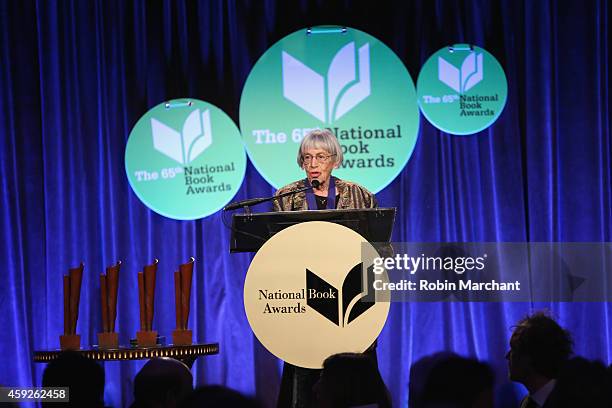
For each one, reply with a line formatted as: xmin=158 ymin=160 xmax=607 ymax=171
xmin=125 ymin=99 xmax=246 ymax=220
xmin=239 ymin=26 xmax=420 ymax=193
xmin=417 ymin=44 xmax=508 ymax=135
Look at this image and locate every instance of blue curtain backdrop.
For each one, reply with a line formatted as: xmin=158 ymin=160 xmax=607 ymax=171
xmin=1 ymin=0 xmax=610 ymax=407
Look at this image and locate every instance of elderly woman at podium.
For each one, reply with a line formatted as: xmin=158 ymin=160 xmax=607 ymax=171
xmin=274 ymin=128 xmax=378 ymax=408
xmin=273 ymin=128 xmax=377 ymax=211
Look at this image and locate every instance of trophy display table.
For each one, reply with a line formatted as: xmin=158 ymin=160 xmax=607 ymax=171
xmin=33 ymin=343 xmax=219 ymax=368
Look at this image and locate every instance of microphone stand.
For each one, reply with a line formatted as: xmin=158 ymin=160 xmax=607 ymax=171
xmin=223 ymin=181 xmax=319 ymax=213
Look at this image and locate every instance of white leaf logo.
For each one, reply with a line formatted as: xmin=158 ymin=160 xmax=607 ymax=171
xmin=151 ymin=109 xmax=212 ymax=165
xmin=438 ymin=52 xmax=484 ymax=93
xmin=282 ymin=42 xmax=371 ymax=123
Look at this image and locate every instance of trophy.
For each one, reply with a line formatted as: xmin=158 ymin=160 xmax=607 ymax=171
xmin=136 ymin=259 xmax=158 ymax=346
xmin=172 ymin=257 xmax=194 ymax=345
xmin=60 ymin=263 xmax=84 ymax=350
xmin=98 ymin=261 xmax=121 ymax=348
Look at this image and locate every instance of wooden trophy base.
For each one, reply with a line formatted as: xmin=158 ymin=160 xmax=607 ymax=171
xmin=172 ymin=329 xmax=193 ymax=345
xmin=136 ymin=330 xmax=158 ymax=347
xmin=60 ymin=334 xmax=81 ymax=350
xmin=97 ymin=332 xmax=119 ymax=349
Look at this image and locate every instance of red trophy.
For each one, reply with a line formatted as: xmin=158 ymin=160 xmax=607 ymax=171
xmin=136 ymin=259 xmax=158 ymax=346
xmin=98 ymin=261 xmax=121 ymax=348
xmin=172 ymin=257 xmax=194 ymax=345
xmin=60 ymin=263 xmax=84 ymax=350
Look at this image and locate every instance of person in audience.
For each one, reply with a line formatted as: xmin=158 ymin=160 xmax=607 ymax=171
xmin=506 ymin=312 xmax=573 ymax=408
xmin=42 ymin=351 xmax=105 ymax=407
xmin=409 ymin=352 xmax=494 ymax=408
xmin=131 ymin=357 xmax=193 ymax=408
xmin=312 ymin=352 xmax=391 ymax=408
xmin=606 ymin=363 xmax=612 ymax=406
xmin=179 ymin=385 xmax=261 ymax=408
xmin=408 ymin=351 xmax=459 ymax=408
xmin=553 ymin=356 xmax=608 ymax=408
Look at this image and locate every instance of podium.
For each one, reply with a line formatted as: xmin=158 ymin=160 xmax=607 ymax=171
xmin=233 ymin=208 xmax=395 ymax=408
xmin=230 ymin=208 xmax=396 ymax=253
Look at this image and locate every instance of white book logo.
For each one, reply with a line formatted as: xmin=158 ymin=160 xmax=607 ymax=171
xmin=150 ymin=109 xmax=212 ymax=165
xmin=438 ymin=52 xmax=483 ymax=93
xmin=282 ymin=42 xmax=371 ymax=123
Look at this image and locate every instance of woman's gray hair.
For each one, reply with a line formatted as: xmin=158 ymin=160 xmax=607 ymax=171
xmin=296 ymin=129 xmax=343 ymax=168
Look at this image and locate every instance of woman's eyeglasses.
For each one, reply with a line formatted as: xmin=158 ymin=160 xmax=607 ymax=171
xmin=302 ymin=153 xmax=336 ymax=164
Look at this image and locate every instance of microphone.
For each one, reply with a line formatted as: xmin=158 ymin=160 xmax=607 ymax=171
xmin=222 ymin=179 xmax=321 ymax=211
xmin=222 ymin=197 xmax=274 ymax=211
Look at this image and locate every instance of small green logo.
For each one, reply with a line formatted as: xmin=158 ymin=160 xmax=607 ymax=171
xmin=125 ymin=99 xmax=246 ymax=220
xmin=239 ymin=26 xmax=420 ymax=193
xmin=417 ymin=44 xmax=507 ymax=135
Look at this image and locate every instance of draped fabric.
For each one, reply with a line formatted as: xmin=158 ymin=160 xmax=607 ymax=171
xmin=1 ymin=1 xmax=610 ymax=407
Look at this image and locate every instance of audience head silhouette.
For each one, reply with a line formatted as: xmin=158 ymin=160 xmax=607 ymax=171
xmin=179 ymin=385 xmax=261 ymax=408
xmin=313 ymin=352 xmax=391 ymax=408
xmin=409 ymin=352 xmax=494 ymax=408
xmin=131 ymin=357 xmax=193 ymax=408
xmin=554 ymin=356 xmax=608 ymax=408
xmin=42 ymin=351 xmax=105 ymax=408
xmin=506 ymin=312 xmax=573 ymax=389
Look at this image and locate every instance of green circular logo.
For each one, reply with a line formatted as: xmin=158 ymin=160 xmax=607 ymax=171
xmin=125 ymin=99 xmax=246 ymax=220
xmin=239 ymin=26 xmax=420 ymax=193
xmin=417 ymin=44 xmax=508 ymax=135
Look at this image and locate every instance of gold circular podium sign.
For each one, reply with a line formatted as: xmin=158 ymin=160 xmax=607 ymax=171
xmin=243 ymin=221 xmax=390 ymax=369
